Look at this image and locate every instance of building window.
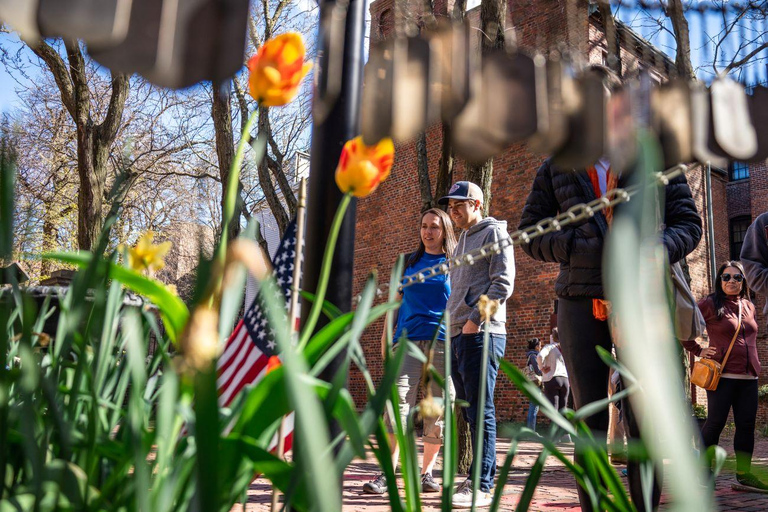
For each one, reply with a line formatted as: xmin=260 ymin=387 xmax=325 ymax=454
xmin=730 ymin=216 xmax=751 ymax=260
xmin=729 ymin=161 xmax=750 ymax=181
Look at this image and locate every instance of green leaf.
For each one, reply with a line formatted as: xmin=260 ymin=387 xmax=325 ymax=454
xmin=43 ymin=251 xmax=189 ymax=342
xmin=260 ymin=275 xmax=340 ymax=512
xmin=515 ymin=448 xmax=548 ymax=511
xmin=499 ymin=359 xmax=576 ymax=436
xmin=194 ymin=365 xmax=221 ymax=512
xmin=490 ymin=438 xmax=518 ymax=512
xmin=372 ymin=420 xmax=405 ymax=512
xmin=300 ymin=291 xmax=343 ymax=320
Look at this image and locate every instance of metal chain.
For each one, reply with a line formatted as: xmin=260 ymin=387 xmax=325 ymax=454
xmin=357 ymin=163 xmax=690 ymax=303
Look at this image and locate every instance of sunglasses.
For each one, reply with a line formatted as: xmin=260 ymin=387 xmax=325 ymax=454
xmin=721 ymin=273 xmax=744 ymax=283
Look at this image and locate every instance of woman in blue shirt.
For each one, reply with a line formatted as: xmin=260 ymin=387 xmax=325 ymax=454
xmin=363 ymin=208 xmax=456 ymax=495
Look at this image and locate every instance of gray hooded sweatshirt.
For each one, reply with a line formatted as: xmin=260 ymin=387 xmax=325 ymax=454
xmin=447 ymin=217 xmax=515 ymax=337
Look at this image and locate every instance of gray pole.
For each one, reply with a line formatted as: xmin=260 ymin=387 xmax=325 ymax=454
xmin=705 ymin=162 xmax=717 ymax=291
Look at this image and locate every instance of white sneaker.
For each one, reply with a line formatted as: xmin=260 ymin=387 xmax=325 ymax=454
xmin=451 ymin=479 xmax=493 ymax=509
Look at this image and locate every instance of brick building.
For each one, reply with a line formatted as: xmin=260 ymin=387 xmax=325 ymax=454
xmin=350 ymin=0 xmax=768 ymax=423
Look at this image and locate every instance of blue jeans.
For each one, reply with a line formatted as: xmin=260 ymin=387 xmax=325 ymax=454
xmin=451 ymin=332 xmax=506 ymax=493
xmin=526 ymin=402 xmax=539 ymax=431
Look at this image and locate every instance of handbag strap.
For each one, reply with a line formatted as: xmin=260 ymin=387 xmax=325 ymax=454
xmin=720 ymin=300 xmax=743 ymax=368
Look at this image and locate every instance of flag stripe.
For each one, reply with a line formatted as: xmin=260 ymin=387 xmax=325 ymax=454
xmin=219 ymin=349 xmax=268 ymax=406
xmin=217 ymin=320 xmax=247 ymax=370
xmin=217 ymin=329 xmax=256 ymax=386
xmin=216 ymin=218 xmax=298 ymax=455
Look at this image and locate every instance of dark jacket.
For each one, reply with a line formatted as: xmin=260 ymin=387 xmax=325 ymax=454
xmin=682 ymin=296 xmax=760 ymax=377
xmin=518 ymin=159 xmax=702 ymax=298
xmin=526 ymin=350 xmax=541 ymax=375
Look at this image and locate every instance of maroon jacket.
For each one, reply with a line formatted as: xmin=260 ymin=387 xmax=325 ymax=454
xmin=683 ymin=296 xmax=760 ymax=376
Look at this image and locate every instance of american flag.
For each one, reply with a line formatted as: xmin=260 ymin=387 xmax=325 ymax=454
xmin=216 ymin=219 xmax=298 ymax=450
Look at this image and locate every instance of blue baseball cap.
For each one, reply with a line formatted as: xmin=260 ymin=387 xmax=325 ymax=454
xmin=438 ymin=181 xmax=484 ymax=205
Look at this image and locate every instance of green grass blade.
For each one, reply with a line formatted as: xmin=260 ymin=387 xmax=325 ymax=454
xmin=373 ymin=420 xmax=406 ymax=512
xmin=499 ymin=359 xmax=576 ymax=436
xmin=122 ymin=310 xmax=150 ymax=512
xmin=490 ymin=438 xmax=518 ymax=512
xmin=300 ymin=291 xmax=344 ymax=320
xmin=260 ymin=275 xmax=340 ymax=512
xmin=442 ymin=309 xmax=456 ymax=511
xmin=470 ymin=326 xmax=492 ymax=512
xmin=514 ymin=448 xmax=548 ymax=511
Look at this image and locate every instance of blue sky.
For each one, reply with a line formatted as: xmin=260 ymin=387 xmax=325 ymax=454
xmin=1 ymin=2 xmax=765 ymax=114
xmin=0 ymin=31 xmax=36 ymax=112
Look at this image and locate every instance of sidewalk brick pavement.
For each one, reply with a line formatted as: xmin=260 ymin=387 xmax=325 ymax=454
xmin=233 ymin=432 xmax=768 ymax=511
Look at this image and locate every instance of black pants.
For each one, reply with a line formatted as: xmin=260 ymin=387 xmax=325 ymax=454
xmin=701 ymin=378 xmax=758 ymax=474
xmin=558 ymin=297 xmax=661 ymax=512
xmin=544 ymin=376 xmax=570 ymax=411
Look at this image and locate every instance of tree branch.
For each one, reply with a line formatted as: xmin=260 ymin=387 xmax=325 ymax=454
xmin=63 ymin=40 xmax=90 ymax=125
xmin=28 ymin=40 xmax=76 ymax=119
xmin=96 ymin=71 xmax=130 ymax=144
xmin=725 ymin=42 xmax=768 ymax=74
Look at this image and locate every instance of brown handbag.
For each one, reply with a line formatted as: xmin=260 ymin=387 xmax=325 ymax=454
xmin=691 ymin=300 xmax=742 ymax=391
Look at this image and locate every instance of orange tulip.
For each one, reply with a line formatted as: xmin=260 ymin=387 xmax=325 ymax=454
xmin=266 ymin=355 xmax=282 ymax=374
xmin=335 ymin=137 xmax=395 ymax=198
xmin=248 ymin=33 xmax=312 ymax=107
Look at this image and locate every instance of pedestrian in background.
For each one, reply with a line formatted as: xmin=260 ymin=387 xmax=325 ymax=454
xmin=363 ymin=208 xmax=456 ymax=495
xmin=524 ymin=338 xmax=543 ymax=431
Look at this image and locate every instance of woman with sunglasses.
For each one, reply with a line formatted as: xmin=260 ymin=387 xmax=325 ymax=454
xmin=683 ymin=261 xmax=766 ymax=489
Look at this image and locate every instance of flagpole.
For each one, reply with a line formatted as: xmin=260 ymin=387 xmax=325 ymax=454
xmin=270 ymin=177 xmax=307 ymax=512
xmin=288 ymin=177 xmax=308 ymax=336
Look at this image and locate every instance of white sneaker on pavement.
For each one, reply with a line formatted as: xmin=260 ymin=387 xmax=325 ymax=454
xmin=451 ymin=479 xmax=492 ymax=509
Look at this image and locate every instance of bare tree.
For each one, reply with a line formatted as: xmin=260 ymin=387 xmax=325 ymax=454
xmin=463 ymin=0 xmax=506 ymax=215
xmin=210 ymin=1 xmax=316 ymax=245
xmin=22 ymin=40 xmax=129 ymax=251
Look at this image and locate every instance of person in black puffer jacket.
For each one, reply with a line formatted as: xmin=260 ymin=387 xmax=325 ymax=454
xmin=518 ymin=156 xmax=702 ymax=512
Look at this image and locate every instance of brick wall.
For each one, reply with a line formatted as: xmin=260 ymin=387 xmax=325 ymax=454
xmin=352 ymin=0 xmax=766 ymax=424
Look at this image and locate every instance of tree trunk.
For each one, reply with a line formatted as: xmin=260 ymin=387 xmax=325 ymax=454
xmin=41 ymin=204 xmax=56 ymax=277
xmin=416 ymin=132 xmax=433 ymax=212
xmin=75 ymin=123 xmax=103 ymax=251
xmin=29 ymin=41 xmax=128 ymax=251
xmin=434 ymin=123 xmax=454 ymax=208
xmin=464 ymin=0 xmax=505 ymax=216
xmin=465 ymin=161 xmax=494 ymax=216
xmin=666 ymin=0 xmax=696 ymax=80
xmin=212 ymin=81 xmax=241 ymax=241
xmin=257 ymin=108 xmax=290 ymax=235
xmin=456 ymin=405 xmax=473 ymax=474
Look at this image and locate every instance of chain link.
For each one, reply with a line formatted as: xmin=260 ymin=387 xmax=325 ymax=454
xmin=356 ymin=164 xmax=689 ymax=303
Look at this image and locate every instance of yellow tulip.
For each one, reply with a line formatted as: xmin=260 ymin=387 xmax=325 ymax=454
xmin=248 ymin=33 xmax=312 ymax=107
xmin=335 ymin=137 xmax=395 ymax=198
xmin=127 ymin=232 xmax=171 ymax=274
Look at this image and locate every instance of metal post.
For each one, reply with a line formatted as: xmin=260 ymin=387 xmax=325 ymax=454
xmin=705 ymin=162 xmax=717 ymax=291
xmin=300 ymin=0 xmax=365 ymax=446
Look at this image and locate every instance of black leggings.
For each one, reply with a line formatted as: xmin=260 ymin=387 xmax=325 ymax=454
xmin=701 ymin=378 xmax=758 ymax=473
xmin=543 ymin=376 xmax=570 ymax=411
xmin=558 ymin=297 xmax=661 ymax=512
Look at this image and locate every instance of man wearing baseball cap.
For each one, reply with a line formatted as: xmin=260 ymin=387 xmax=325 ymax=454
xmin=438 ymin=181 xmax=515 ymax=508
